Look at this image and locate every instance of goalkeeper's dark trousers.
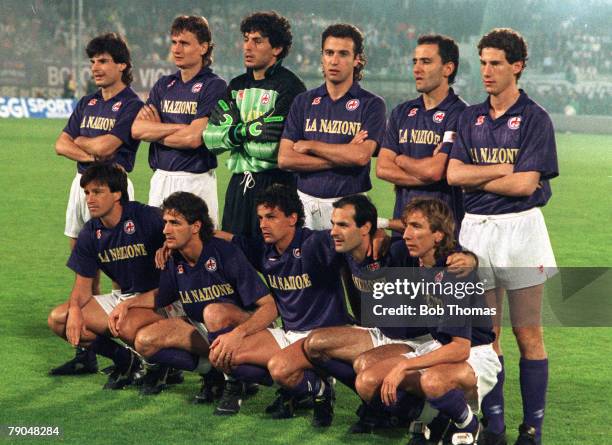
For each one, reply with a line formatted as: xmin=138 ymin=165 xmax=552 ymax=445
xmin=222 ymin=169 xmax=296 ymax=238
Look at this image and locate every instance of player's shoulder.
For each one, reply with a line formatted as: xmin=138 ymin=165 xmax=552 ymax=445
xmin=205 ymin=236 xmax=244 ymax=259
xmin=115 ymin=87 xmax=144 ymax=108
xmin=355 ymin=84 xmax=384 ymax=104
xmin=151 ymin=71 xmax=180 ymax=91
xmin=390 ymin=96 xmax=422 ymax=118
xmin=228 ymin=72 xmax=250 ymax=90
xmin=74 ymin=91 xmax=102 ymax=109
xmin=520 ymin=92 xmax=552 ymax=122
xmin=294 ymin=85 xmax=325 ymax=105
xmin=275 ymin=65 xmax=306 ymax=86
xmin=126 ymin=201 xmax=163 ymax=222
xmin=446 ymin=89 xmax=469 ymax=113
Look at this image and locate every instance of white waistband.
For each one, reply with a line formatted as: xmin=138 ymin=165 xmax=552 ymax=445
xmin=297 ymin=189 xmax=366 ymax=203
xmin=155 ymin=169 xmax=212 ymax=178
xmin=464 ymin=207 xmax=541 ymax=221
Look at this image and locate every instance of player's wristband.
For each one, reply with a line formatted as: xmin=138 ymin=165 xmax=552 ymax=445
xmin=377 ymin=217 xmax=390 ymax=229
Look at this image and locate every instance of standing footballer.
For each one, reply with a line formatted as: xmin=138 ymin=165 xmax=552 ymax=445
xmin=204 ymin=11 xmax=306 ymax=237
xmin=448 ymin=28 xmax=558 ymax=445
xmin=376 ymin=34 xmax=466 ymax=234
xmin=52 ymin=33 xmax=142 ymax=375
xmin=278 ymin=23 xmax=386 ymax=230
xmin=131 ymin=16 xmax=226 ymax=227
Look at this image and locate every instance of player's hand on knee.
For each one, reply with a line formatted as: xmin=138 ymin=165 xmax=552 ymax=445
xmin=381 ymin=363 xmax=405 ymax=406
xmin=66 ymin=307 xmax=84 ymax=346
xmin=108 ymin=302 xmax=128 ymax=337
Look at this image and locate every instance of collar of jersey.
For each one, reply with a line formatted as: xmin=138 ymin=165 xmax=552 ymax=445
xmin=313 ymin=81 xmax=361 ymax=101
xmin=266 ymin=226 xmax=305 ymax=259
xmin=415 ymin=87 xmax=458 ymax=113
xmin=482 ymin=89 xmax=529 ymax=120
xmin=170 ymin=66 xmax=213 ymax=83
xmin=90 ymin=86 xmax=131 ymax=103
xmin=91 ymin=201 xmax=135 ymax=231
xmin=246 ymin=60 xmax=283 ymax=80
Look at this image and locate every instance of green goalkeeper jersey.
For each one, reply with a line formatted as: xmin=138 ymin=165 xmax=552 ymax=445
xmin=204 ymin=62 xmax=306 ymax=173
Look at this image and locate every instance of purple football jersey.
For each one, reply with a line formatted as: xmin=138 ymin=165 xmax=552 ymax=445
xmin=344 ymin=242 xmax=430 ymax=340
xmin=155 ymin=237 xmax=270 ymax=323
xmin=450 ymin=90 xmax=558 ymax=215
xmin=147 ymin=67 xmax=226 ymax=173
xmin=381 ymin=89 xmax=467 ymax=224
xmin=67 ymin=202 xmax=164 ymax=293
xmin=233 ymin=228 xmax=352 ymax=331
xmin=63 ymin=87 xmax=143 ymax=174
xmin=282 ymin=82 xmax=386 ymax=198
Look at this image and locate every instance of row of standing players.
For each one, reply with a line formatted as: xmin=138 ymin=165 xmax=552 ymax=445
xmin=50 ymin=12 xmax=558 ymax=445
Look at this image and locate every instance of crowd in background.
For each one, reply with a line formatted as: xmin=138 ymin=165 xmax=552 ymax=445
xmin=1 ymin=0 xmax=610 ymax=115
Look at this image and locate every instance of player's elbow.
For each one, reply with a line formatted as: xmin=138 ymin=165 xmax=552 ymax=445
xmin=54 ymin=141 xmax=65 ymax=156
xmin=422 ymin=165 xmax=445 ymax=183
xmin=277 ymin=150 xmax=293 ymax=171
xmin=354 ymin=151 xmax=371 ymax=167
xmin=446 ymin=167 xmax=462 ymax=186
xmin=515 ymin=180 xmax=539 ymax=197
xmin=131 ymin=122 xmax=145 ymax=140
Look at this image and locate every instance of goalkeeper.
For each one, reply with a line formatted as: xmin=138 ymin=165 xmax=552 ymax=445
xmin=204 ymin=11 xmax=305 ymax=237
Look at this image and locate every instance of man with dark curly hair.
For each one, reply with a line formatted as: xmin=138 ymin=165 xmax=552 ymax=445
xmin=448 ymin=28 xmax=558 ymax=445
xmin=204 ymin=11 xmax=306 ymax=238
xmin=278 ymin=23 xmax=386 ymax=230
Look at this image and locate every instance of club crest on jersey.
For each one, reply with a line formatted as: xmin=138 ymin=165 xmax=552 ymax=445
xmin=191 ymin=82 xmax=203 ymax=93
xmin=261 ymin=92 xmax=271 ymax=104
xmin=408 ymin=107 xmax=418 ymax=117
xmin=434 ymin=271 xmax=444 ymax=283
xmin=88 ymin=98 xmax=98 ymax=106
xmin=112 ymin=101 xmax=122 ymax=112
xmin=346 ymin=99 xmax=360 ymax=111
xmin=433 ymin=111 xmax=445 ymax=123
xmin=238 ymin=90 xmax=245 ymax=100
xmin=475 ymin=115 xmax=486 ymax=126
xmin=96 ymin=229 xmax=102 ymax=239
xmin=123 ymin=220 xmax=136 ymax=235
xmin=167 ymin=79 xmax=176 ymax=89
xmin=205 ymin=257 xmax=217 ymax=272
xmin=312 ymin=96 xmax=322 ymax=105
xmin=508 ymin=116 xmax=521 ymax=130
xmin=292 ymin=248 xmax=301 ymax=258
xmin=367 ymin=261 xmax=380 ymax=272
xmin=177 ymin=264 xmax=184 ymax=274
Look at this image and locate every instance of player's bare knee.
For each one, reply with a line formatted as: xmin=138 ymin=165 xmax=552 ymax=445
xmin=303 ymin=332 xmax=325 ymax=362
xmin=47 ymin=305 xmax=67 ymax=335
xmin=513 ymin=326 xmax=546 ymax=359
xmin=134 ymin=329 xmax=159 ymax=358
xmin=203 ymin=303 xmax=235 ymax=331
xmin=268 ymin=356 xmax=290 ymax=384
xmin=419 ymin=369 xmax=447 ymax=399
xmin=353 ymin=354 xmax=371 ymax=375
xmin=355 ymin=371 xmax=378 ymax=402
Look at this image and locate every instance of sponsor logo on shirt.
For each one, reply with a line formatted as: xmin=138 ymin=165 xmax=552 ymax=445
xmin=293 ymin=248 xmax=301 ymax=258
xmin=433 ymin=111 xmax=445 ymax=123
xmin=88 ymin=98 xmax=97 ymax=106
xmin=96 ymin=229 xmax=102 ymax=239
xmin=475 ymin=115 xmax=486 ymax=126
xmin=192 ymin=82 xmax=203 ymax=93
xmin=177 ymin=264 xmax=184 ymax=274
xmin=167 ymin=79 xmax=176 ymax=88
xmin=124 ymin=220 xmax=136 ymax=235
xmin=205 ymin=257 xmax=217 ymax=272
xmin=312 ymin=97 xmax=321 ymax=105
xmin=408 ymin=107 xmax=418 ymax=117
xmin=346 ymin=99 xmax=360 ymax=111
xmin=238 ymin=90 xmax=244 ymax=100
xmin=507 ymin=116 xmax=521 ymax=130
xmin=112 ymin=101 xmax=122 ymax=112
xmin=434 ymin=271 xmax=444 ymax=283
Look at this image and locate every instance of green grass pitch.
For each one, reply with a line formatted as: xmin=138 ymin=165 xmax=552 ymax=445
xmin=0 ymin=118 xmax=609 ymax=444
